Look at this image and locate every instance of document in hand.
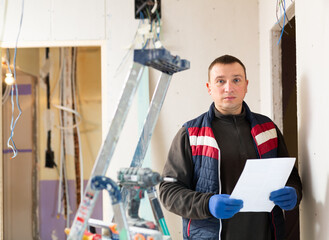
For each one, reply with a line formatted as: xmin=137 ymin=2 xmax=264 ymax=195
xmin=230 ymin=157 xmax=296 ymax=212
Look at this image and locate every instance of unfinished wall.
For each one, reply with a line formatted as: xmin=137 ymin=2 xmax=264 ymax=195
xmin=1 ymin=47 xmax=102 ymax=239
xmin=37 ymin=47 xmax=103 ymax=239
xmin=2 ymin=61 xmax=37 ymax=240
xmin=1 ymin=0 xmax=104 ymax=239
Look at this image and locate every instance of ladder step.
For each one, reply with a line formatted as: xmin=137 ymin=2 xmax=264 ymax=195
xmin=134 ymin=49 xmax=190 ymax=75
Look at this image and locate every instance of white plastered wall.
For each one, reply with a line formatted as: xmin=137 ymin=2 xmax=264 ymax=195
xmin=296 ymin=0 xmax=329 ymax=239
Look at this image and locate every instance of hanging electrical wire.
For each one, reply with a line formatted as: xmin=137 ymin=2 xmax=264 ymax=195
xmin=115 ymin=1 xmax=161 ymax=77
xmin=141 ymin=3 xmax=161 ymax=50
xmin=7 ymin=0 xmax=25 ymax=159
xmin=276 ymin=0 xmax=286 ymax=45
xmin=59 ymin=71 xmax=71 ymax=227
xmin=71 ymin=47 xmax=84 ymax=206
xmin=51 ymin=49 xmax=81 ymax=130
xmin=52 ymin=47 xmax=85 ymax=227
xmin=56 ymin=48 xmax=65 ymax=220
xmin=57 ymin=47 xmax=73 ymax=227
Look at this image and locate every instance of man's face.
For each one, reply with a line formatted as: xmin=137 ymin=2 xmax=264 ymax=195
xmin=206 ymin=62 xmax=248 ymax=115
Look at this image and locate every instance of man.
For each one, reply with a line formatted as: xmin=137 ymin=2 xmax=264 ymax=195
xmin=159 ymin=55 xmax=302 ymax=240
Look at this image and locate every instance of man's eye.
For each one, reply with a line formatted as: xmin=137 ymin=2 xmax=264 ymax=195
xmin=217 ymin=79 xmax=224 ymax=84
xmin=233 ymin=78 xmax=241 ymax=83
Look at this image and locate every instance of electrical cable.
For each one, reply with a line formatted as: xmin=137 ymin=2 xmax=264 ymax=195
xmin=140 ymin=11 xmax=149 ymax=49
xmin=275 ymin=0 xmax=283 ymax=29
xmin=277 ymin=0 xmax=286 ymax=45
xmin=50 ymin=48 xmax=82 ymax=130
xmin=146 ymin=7 xmax=151 ymax=21
xmin=278 ymin=0 xmax=291 ymax=29
xmin=114 ymin=19 xmax=143 ymax=78
xmin=136 ymin=1 xmax=149 ymax=17
xmin=275 ymin=0 xmax=290 ymax=32
xmin=151 ymin=0 xmax=158 ymax=14
xmin=50 ymin=48 xmax=64 ymax=102
xmin=56 ymin=59 xmax=65 ymax=218
xmin=52 ymin=104 xmax=82 ymax=129
xmin=155 ymin=10 xmax=161 ymax=40
xmin=63 ymin=151 xmax=70 ymax=228
xmin=56 ymin=54 xmax=72 ymax=225
xmin=7 ymin=86 xmax=17 ymax=158
xmin=7 ymin=0 xmax=24 ymax=159
xmin=142 ymin=39 xmax=150 ymax=50
xmin=71 ymin=47 xmax=84 ymax=203
xmin=63 ymin=49 xmax=73 ymax=227
xmin=53 ymin=47 xmax=85 ymax=218
xmin=56 ymin=126 xmax=64 ymax=218
xmin=140 ymin=11 xmax=144 ymax=22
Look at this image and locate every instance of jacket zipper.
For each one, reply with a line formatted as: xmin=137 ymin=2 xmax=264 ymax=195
xmin=233 ymin=116 xmax=248 ymax=160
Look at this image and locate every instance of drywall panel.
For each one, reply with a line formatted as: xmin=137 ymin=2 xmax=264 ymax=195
xmin=0 ymin=0 xmax=51 ymax=43
xmin=0 ymin=0 xmax=105 ymax=46
xmin=52 ymin=0 xmax=105 ymax=41
xmin=296 ymin=0 xmax=329 ymax=239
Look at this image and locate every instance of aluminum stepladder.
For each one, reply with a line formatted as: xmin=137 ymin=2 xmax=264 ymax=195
xmin=68 ymin=48 xmax=190 ymax=239
xmin=91 ymin=176 xmax=131 ymax=240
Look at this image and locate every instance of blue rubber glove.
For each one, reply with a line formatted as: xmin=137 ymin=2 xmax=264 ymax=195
xmin=269 ymin=186 xmax=297 ymax=210
xmin=208 ymin=194 xmax=243 ymax=219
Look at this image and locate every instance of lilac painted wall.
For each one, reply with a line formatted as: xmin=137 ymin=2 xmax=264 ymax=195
xmin=40 ymin=180 xmax=103 ymax=239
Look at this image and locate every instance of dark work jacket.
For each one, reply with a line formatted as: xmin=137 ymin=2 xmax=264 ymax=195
xmin=182 ymin=102 xmax=283 ymax=240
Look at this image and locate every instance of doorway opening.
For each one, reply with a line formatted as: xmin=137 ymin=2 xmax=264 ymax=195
xmin=281 ymin=16 xmax=300 ymax=240
xmin=272 ymin=2 xmax=299 ymax=239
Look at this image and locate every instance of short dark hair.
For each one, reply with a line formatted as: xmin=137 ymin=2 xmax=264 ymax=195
xmin=208 ymin=55 xmax=247 ymax=82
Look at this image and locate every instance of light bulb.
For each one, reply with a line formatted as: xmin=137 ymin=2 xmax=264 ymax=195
xmin=5 ymin=73 xmax=15 ymax=85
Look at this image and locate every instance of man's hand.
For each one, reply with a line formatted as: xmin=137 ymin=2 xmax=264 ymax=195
xmin=270 ymin=186 xmax=297 ymax=210
xmin=208 ymin=194 xmax=243 ymax=219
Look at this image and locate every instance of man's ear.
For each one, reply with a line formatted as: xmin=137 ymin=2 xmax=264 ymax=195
xmin=206 ymin=82 xmax=211 ymax=94
xmin=246 ymin=79 xmax=249 ymax=93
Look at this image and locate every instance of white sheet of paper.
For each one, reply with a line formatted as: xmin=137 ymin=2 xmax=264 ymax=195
xmin=230 ymin=157 xmax=296 ymax=212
